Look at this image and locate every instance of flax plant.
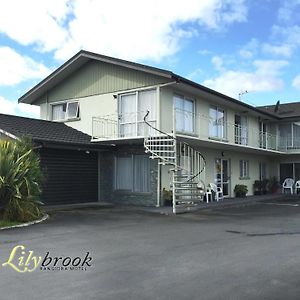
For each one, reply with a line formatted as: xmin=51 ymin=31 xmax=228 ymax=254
xmin=0 ymin=138 xmax=43 ymax=222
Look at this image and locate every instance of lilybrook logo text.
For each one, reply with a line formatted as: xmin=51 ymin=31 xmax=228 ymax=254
xmin=2 ymin=245 xmax=92 ymax=273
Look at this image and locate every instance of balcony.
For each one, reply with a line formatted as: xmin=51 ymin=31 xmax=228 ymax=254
xmin=174 ymin=108 xmax=282 ymax=152
xmin=92 ymin=111 xmax=156 ymax=141
xmin=92 ymin=109 xmax=289 ymax=153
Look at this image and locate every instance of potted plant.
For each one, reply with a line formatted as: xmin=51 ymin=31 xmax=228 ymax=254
xmin=268 ymin=176 xmax=280 ymax=194
xmin=234 ymin=184 xmax=248 ymax=197
xmin=253 ymin=180 xmax=263 ymax=195
xmin=162 ymin=188 xmax=173 ymax=206
xmin=253 ymin=179 xmax=269 ymax=195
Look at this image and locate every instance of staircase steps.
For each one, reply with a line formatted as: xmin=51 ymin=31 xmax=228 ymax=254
xmin=143 ymin=112 xmax=206 ymax=214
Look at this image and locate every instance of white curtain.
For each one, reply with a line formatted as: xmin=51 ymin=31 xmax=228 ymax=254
xmin=174 ymin=95 xmax=184 ymax=132
xmin=52 ymin=104 xmax=65 ymax=121
xmin=209 ymin=106 xmax=218 ymax=137
xmin=115 ymin=157 xmax=133 ymax=190
xmin=138 ymin=89 xmax=156 ymax=135
xmin=209 ymin=106 xmax=225 ymax=138
xmin=119 ymin=93 xmax=136 ymax=137
xmin=183 ymin=99 xmax=194 ymax=132
xmin=67 ymin=102 xmax=79 ymax=119
xmin=115 ymin=155 xmax=150 ymax=192
xmin=133 ymin=155 xmax=150 ymax=192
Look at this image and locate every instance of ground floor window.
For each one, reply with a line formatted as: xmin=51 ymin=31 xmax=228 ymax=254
xmin=280 ymin=163 xmax=300 ymax=183
xmin=259 ymin=162 xmax=267 ymax=180
xmin=114 ymin=155 xmax=150 ymax=192
xmin=239 ymin=160 xmax=249 ymax=179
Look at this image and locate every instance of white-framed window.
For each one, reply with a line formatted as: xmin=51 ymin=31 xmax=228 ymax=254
xmin=259 ymin=162 xmax=267 ymax=180
xmin=174 ymin=94 xmax=195 ymax=133
xmin=239 ymin=160 xmax=249 ymax=178
xmin=114 ymin=155 xmax=150 ymax=192
xmin=52 ymin=101 xmax=80 ymax=121
xmin=209 ymin=106 xmax=226 ymax=139
xmin=118 ymin=89 xmax=156 ymax=137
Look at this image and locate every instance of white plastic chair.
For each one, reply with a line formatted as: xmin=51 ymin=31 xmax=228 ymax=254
xmin=295 ymin=180 xmax=300 ymax=194
xmin=282 ymin=178 xmax=294 ymax=194
xmin=209 ymin=183 xmax=224 ymax=202
xmin=205 ymin=186 xmax=213 ymax=203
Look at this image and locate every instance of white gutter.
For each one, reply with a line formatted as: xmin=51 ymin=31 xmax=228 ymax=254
xmin=0 ymin=129 xmax=19 ymax=140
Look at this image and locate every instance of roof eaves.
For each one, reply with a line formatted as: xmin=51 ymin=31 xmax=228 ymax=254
xmin=0 ymin=128 xmax=19 ymax=140
xmin=34 ymin=138 xmax=112 ymax=150
xmin=171 ymin=74 xmax=280 ymax=120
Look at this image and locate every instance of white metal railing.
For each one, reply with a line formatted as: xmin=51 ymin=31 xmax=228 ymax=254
xmin=92 ymin=108 xmax=291 ymax=152
xmin=278 ymin=136 xmax=300 ymax=150
xmin=234 ymin=125 xmax=248 ymax=145
xmin=92 ymin=111 xmax=156 ymax=140
xmin=174 ymin=108 xmax=283 ymax=152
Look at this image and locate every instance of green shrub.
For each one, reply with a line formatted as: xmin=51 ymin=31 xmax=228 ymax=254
xmin=234 ymin=184 xmax=248 ymax=197
xmin=0 ymin=138 xmax=43 ymax=222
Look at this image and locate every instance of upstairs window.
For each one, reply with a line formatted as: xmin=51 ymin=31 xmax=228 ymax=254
xmin=174 ymin=95 xmax=194 ymax=133
xmin=52 ymin=101 xmax=80 ymax=121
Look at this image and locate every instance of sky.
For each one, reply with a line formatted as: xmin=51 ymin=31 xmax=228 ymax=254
xmin=1 ymin=0 xmax=300 ymax=118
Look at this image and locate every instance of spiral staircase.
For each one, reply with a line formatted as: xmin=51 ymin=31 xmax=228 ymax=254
xmin=143 ymin=111 xmax=206 ymax=213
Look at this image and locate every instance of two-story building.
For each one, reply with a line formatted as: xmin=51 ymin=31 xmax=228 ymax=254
xmin=14 ymin=50 xmax=300 ymax=212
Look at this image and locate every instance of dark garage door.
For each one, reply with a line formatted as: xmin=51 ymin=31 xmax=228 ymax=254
xmin=39 ymin=148 xmax=98 ymax=205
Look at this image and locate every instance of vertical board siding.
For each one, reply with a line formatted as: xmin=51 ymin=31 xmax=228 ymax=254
xmin=39 ymin=148 xmax=98 ymax=204
xmin=47 ymin=61 xmax=170 ymax=102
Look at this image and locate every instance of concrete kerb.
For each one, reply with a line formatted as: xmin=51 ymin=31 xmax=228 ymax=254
xmin=0 ymin=213 xmax=49 ymax=231
xmin=45 ymin=202 xmax=114 ymax=213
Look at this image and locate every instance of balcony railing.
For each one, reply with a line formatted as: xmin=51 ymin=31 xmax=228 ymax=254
xmin=92 ymin=111 xmax=156 ymax=140
xmin=92 ymin=108 xmax=291 ymax=152
xmin=174 ymin=108 xmax=282 ymax=151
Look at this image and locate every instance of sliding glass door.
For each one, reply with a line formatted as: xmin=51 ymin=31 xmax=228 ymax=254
xmin=209 ymin=106 xmax=226 ymax=139
xmin=119 ymin=89 xmax=156 ymax=137
xmin=234 ymin=115 xmax=248 ymax=145
xmin=215 ymin=158 xmax=230 ymax=197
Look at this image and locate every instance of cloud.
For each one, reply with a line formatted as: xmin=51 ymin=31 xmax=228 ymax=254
xmin=203 ymin=59 xmax=288 ymax=98
xmin=0 ymin=96 xmax=39 ymax=118
xmin=262 ymin=25 xmax=300 ymax=58
xmin=0 ymin=0 xmax=70 ymax=52
xmin=292 ymin=74 xmax=300 ymax=90
xmin=278 ymin=0 xmax=300 ymax=23
xmin=54 ymin=0 xmax=247 ymax=61
xmin=262 ymin=43 xmax=293 ymax=57
xmin=0 ymin=0 xmax=247 ymax=62
xmin=0 ymin=47 xmax=51 ymax=86
xmin=211 ymin=55 xmax=224 ymax=72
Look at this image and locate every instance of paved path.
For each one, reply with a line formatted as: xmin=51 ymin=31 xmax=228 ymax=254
xmin=1 ymin=197 xmax=300 ymax=299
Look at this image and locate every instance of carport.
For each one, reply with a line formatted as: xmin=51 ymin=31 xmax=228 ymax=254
xmin=0 ymin=113 xmax=111 ymax=205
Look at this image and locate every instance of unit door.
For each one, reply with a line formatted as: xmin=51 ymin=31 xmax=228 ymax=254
xmin=215 ymin=158 xmax=230 ymax=197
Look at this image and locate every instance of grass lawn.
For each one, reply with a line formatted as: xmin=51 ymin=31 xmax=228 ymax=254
xmin=0 ymin=219 xmax=22 ymax=228
xmin=0 ymin=210 xmax=22 ymax=228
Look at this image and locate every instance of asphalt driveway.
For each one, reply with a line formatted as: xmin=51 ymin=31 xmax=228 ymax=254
xmin=1 ymin=197 xmax=300 ymax=300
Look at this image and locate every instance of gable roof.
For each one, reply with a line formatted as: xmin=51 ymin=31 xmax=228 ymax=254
xmin=18 ymin=50 xmax=173 ymax=105
xmin=0 ymin=113 xmax=105 ymax=149
xmin=259 ymin=102 xmax=300 ymax=119
xmin=19 ymin=49 xmax=279 ymax=120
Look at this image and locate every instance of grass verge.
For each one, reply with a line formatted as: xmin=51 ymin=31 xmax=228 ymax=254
xmin=0 ymin=220 xmax=22 ymax=228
